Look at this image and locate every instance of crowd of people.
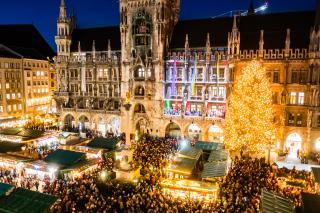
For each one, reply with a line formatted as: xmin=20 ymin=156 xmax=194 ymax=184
xmin=0 ymin=134 xmax=317 ymax=212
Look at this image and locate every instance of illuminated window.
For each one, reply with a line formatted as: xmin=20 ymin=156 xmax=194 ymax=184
xmin=5 ymin=83 xmax=9 ymax=89
xmin=273 ymin=71 xmax=279 ymax=83
xmin=218 ymin=87 xmax=225 ymax=98
xmin=6 ymin=94 xmax=10 ymax=100
xmin=289 ymin=92 xmax=297 ymax=104
xmin=298 ymin=92 xmax=304 ymax=105
xmin=288 ymin=113 xmax=295 ymax=125
xmin=191 ymin=104 xmax=196 ymax=111
xmin=11 ymin=93 xmax=15 ymax=99
xmin=138 ymin=67 xmax=145 ymax=78
xmin=7 ymin=105 xmax=11 ymax=112
xmin=18 ymin=104 xmax=22 ymax=110
xmin=0 ymin=106 xmax=3 ymax=113
xmin=13 ymin=104 xmax=16 ymax=111
xmin=316 ymin=138 xmax=320 ymax=150
xmin=296 ymin=114 xmax=302 ymax=126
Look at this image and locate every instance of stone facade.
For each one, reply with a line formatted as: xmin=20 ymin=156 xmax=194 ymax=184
xmin=54 ymin=0 xmax=320 ymax=153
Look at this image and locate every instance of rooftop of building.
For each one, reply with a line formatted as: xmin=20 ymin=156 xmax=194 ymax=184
xmin=70 ymin=10 xmax=315 ymax=52
xmin=0 ymin=24 xmax=55 ymax=60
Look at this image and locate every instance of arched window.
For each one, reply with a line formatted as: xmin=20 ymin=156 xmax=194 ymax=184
xmin=135 ymin=85 xmax=145 ymax=96
xmin=134 ymin=104 xmax=146 ymax=113
xmin=134 ymin=66 xmax=145 ymax=79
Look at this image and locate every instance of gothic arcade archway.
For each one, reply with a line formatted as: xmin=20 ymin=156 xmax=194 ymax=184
xmin=285 ymin=133 xmax=302 ymax=157
xmin=165 ymin=122 xmax=181 ymax=138
xmin=64 ymin=114 xmax=75 ymax=130
xmin=208 ymin=125 xmax=224 ymax=143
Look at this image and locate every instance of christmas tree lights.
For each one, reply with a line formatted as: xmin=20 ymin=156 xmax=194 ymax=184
xmin=224 ymin=61 xmax=276 ymax=154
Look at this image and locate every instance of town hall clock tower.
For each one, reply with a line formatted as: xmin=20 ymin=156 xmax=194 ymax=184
xmin=119 ymin=0 xmax=180 ymax=143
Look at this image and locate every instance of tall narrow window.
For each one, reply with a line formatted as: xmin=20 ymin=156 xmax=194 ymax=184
xmin=273 ymin=71 xmax=279 ymax=83
xmin=298 ymin=92 xmax=304 ymax=105
xmin=289 ymin=92 xmax=296 ymax=104
xmin=291 ymin=70 xmax=299 ymax=83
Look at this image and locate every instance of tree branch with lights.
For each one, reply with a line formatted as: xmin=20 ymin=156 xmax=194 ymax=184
xmin=224 ymin=61 xmax=276 ymax=155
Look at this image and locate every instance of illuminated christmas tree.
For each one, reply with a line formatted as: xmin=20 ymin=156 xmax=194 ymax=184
xmin=224 ymin=61 xmax=275 ymax=155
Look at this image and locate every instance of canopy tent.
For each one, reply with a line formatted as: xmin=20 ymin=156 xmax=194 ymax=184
xmin=87 ymin=137 xmax=120 ymax=150
xmin=178 ymin=147 xmax=202 ymax=160
xmin=201 ymin=161 xmax=228 ymax=179
xmin=311 ymin=167 xmax=320 ymax=184
xmin=0 ymin=187 xmax=57 ymax=213
xmin=44 ymin=149 xmax=85 ymax=168
xmin=0 ymin=183 xmax=14 ymax=197
xmin=195 ymin=141 xmax=224 ymax=151
xmin=208 ymin=150 xmax=228 ymax=162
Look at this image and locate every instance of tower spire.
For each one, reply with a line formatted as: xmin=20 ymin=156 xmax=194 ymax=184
xmin=232 ymin=15 xmax=237 ymax=30
xmin=285 ymin=28 xmax=291 ymax=51
xmin=59 ymin=0 xmax=67 ymax=20
xmin=92 ymin=40 xmax=96 ymax=61
xmin=108 ymin=39 xmax=112 ymax=59
xmin=206 ymin=33 xmax=212 ymax=63
xmin=248 ymin=0 xmax=255 ymax=16
xmin=259 ymin=30 xmax=264 ymax=57
xmin=184 ymin=34 xmax=189 ymax=60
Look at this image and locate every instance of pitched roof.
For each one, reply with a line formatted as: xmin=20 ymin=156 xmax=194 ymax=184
xmin=301 ymin=192 xmax=320 ymax=213
xmin=0 ymin=24 xmax=55 ymax=59
xmin=201 ymin=161 xmax=228 ymax=178
xmin=70 ymin=11 xmax=314 ymax=52
xmin=87 ymin=137 xmax=120 ymax=150
xmin=311 ymin=167 xmax=320 ymax=184
xmin=167 ymin=157 xmax=197 ymax=175
xmin=178 ymin=146 xmax=202 ymax=160
xmin=208 ymin=150 xmax=228 ymax=162
xmin=196 ymin=141 xmax=224 ymax=151
xmin=44 ymin=149 xmax=85 ymax=167
xmin=170 ymin=11 xmax=315 ymax=50
xmin=0 ymin=183 xmax=14 ymax=197
xmin=0 ymin=45 xmax=22 ymax=59
xmin=71 ymin=26 xmax=120 ymax=52
xmin=0 ymin=187 xmax=57 ymax=213
xmin=0 ymin=142 xmax=24 ymax=153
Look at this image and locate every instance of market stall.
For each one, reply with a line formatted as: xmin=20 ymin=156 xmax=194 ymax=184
xmin=23 ymin=160 xmax=57 ymax=181
xmin=161 ymin=179 xmax=218 ymax=202
xmin=0 ymin=153 xmax=31 ymax=171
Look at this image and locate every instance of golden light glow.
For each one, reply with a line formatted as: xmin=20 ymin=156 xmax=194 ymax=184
xmin=224 ymin=61 xmax=276 ymax=154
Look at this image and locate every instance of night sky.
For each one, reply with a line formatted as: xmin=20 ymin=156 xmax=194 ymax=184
xmin=0 ymin=0 xmax=316 ymax=50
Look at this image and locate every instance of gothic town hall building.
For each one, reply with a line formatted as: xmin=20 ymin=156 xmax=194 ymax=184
xmin=54 ymin=0 xmax=320 ymax=154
